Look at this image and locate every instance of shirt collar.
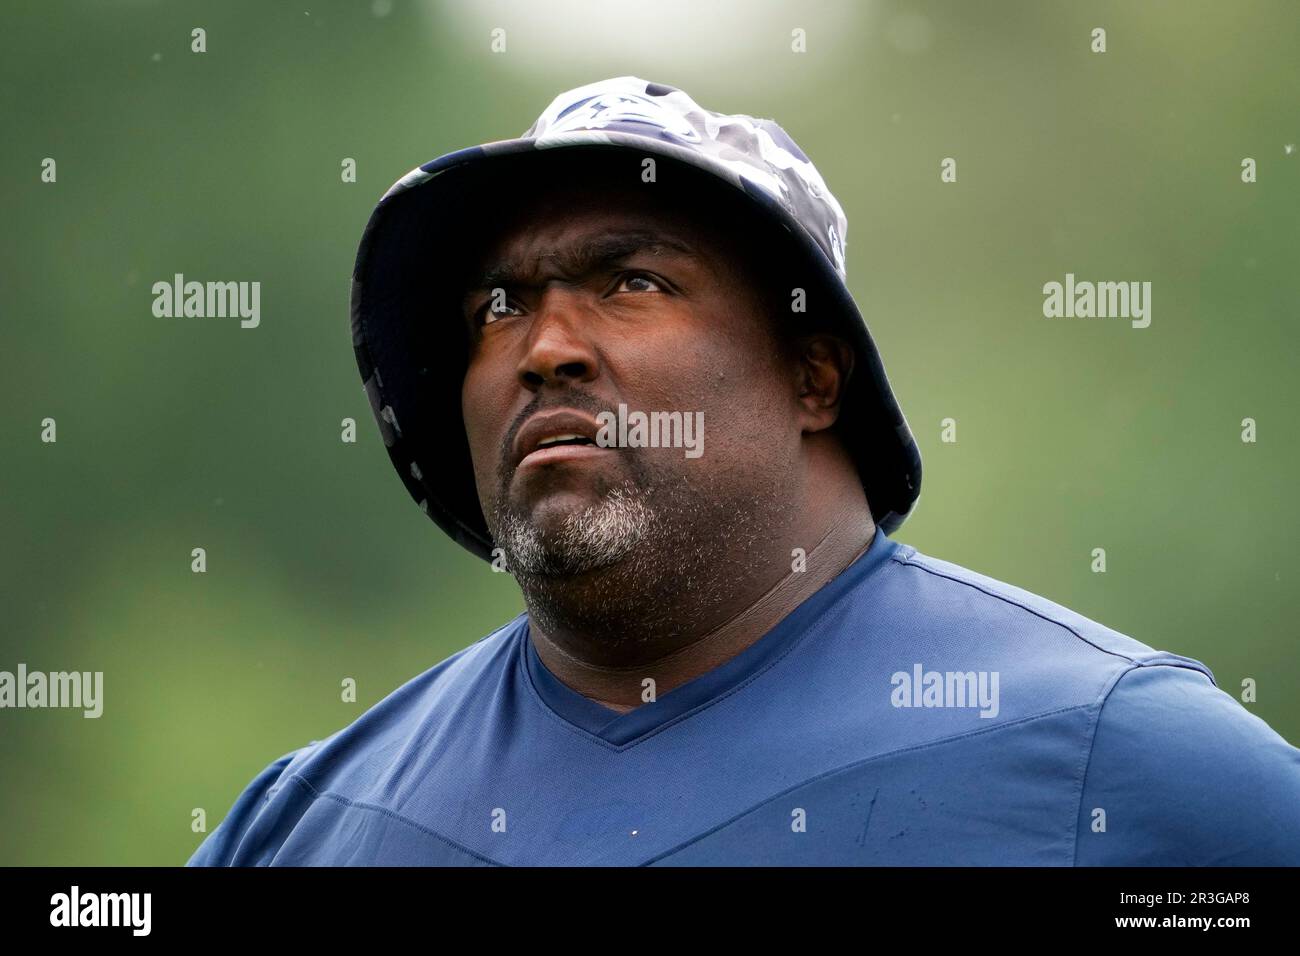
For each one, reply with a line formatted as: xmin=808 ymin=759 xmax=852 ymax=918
xmin=520 ymin=524 xmax=900 ymax=747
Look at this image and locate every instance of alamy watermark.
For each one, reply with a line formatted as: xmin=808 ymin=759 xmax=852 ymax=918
xmin=595 ymin=403 xmax=703 ymax=458
xmin=0 ymin=664 xmax=103 ymax=718
xmin=152 ymin=273 xmax=260 ymax=328
xmin=1042 ymin=273 xmax=1151 ymax=328
xmin=890 ymin=663 xmax=1000 ymax=718
xmin=50 ymin=886 xmax=150 ymax=936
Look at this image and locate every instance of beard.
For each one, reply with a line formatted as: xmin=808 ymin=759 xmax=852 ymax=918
xmin=482 ymin=447 xmax=783 ymax=654
xmin=489 ymin=477 xmax=654 ymax=577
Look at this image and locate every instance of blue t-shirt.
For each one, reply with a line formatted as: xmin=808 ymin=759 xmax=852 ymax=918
xmin=188 ymin=529 xmax=1300 ymax=865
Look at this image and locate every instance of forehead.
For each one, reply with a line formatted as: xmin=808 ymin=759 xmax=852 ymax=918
xmin=447 ymin=150 xmax=799 ymax=320
xmin=472 ymin=175 xmax=725 ymax=270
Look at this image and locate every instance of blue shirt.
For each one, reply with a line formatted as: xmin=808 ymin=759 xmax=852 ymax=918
xmin=188 ymin=529 xmax=1300 ymax=865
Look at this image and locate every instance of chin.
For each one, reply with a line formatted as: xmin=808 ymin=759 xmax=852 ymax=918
xmin=523 ymin=490 xmax=604 ymax=525
xmin=494 ymin=485 xmax=655 ymax=578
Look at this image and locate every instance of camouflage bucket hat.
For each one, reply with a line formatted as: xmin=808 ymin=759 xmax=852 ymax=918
xmin=350 ymin=76 xmax=922 ymax=562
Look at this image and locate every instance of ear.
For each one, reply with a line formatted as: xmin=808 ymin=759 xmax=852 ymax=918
xmin=793 ymin=334 xmax=855 ymax=433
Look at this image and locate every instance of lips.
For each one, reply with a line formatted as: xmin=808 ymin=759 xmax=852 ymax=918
xmin=512 ymin=409 xmax=607 ymax=470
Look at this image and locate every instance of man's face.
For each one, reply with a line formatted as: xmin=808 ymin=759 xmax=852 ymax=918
xmin=459 ymin=173 xmax=801 ymax=579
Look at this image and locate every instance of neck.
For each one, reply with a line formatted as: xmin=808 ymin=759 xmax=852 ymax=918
xmin=523 ymin=463 xmax=876 ymax=713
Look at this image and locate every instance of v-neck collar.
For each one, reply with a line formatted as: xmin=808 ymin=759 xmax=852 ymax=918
xmin=518 ymin=526 xmax=900 ymax=747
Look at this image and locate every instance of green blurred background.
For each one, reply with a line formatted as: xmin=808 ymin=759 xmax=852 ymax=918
xmin=2 ymin=0 xmax=1296 ymax=865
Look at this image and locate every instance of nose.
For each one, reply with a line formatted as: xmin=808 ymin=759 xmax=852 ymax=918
xmin=516 ymin=288 xmax=599 ymax=392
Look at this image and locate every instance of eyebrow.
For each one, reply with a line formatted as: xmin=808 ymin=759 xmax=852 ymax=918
xmin=466 ymin=230 xmax=699 ymax=293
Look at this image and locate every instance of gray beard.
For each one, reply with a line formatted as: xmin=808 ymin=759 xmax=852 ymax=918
xmin=485 ymin=468 xmax=780 ymax=653
xmin=491 ymin=480 xmax=653 ymax=577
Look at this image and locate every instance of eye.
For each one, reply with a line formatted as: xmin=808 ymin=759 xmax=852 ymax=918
xmin=613 ymin=272 xmax=665 ymax=294
xmin=479 ymin=295 xmax=524 ymax=326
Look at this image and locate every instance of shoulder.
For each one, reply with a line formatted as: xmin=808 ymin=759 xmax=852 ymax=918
xmin=186 ymin=742 xmax=320 ymax=866
xmin=874 ymin=542 xmax=1209 ymax=722
xmin=1075 ymin=661 xmax=1300 ymax=865
xmin=885 ymin=543 xmax=1173 ymax=664
xmin=316 ymin=611 xmax=527 ymax=761
xmin=186 ymin=614 xmax=527 ymax=866
xmin=880 ymin=543 xmax=1300 ymax=863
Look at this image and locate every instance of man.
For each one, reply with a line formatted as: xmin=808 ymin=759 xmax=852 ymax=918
xmin=190 ymin=77 xmax=1300 ymax=866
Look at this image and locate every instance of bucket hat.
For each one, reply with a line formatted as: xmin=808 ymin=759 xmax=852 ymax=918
xmin=350 ymin=76 xmax=922 ymax=561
